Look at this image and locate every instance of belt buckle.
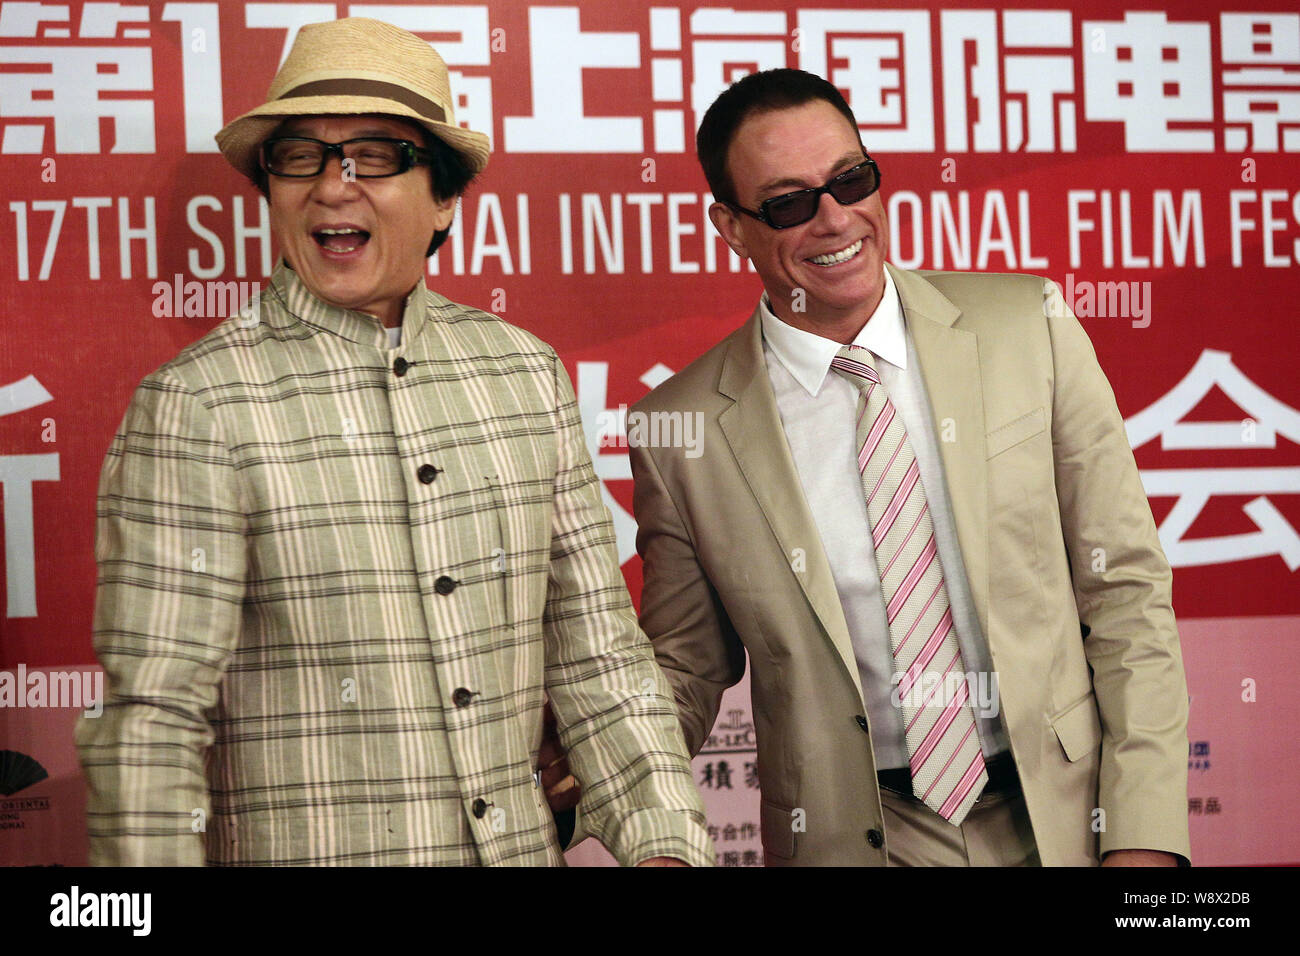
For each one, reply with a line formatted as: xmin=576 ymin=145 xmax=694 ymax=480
xmin=974 ymin=753 xmax=1017 ymax=803
xmin=876 ymin=769 xmax=914 ymax=800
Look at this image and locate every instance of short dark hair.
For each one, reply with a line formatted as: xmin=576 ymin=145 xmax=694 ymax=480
xmin=696 ymin=68 xmax=861 ymax=205
xmin=253 ymin=122 xmax=477 ymax=257
xmin=420 ymin=132 xmax=476 ymax=255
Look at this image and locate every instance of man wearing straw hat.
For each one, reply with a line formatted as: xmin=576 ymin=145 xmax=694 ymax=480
xmin=77 ymin=17 xmax=711 ymax=867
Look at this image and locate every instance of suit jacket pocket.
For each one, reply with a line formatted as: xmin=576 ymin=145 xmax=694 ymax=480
xmin=1051 ymin=690 xmax=1103 ymax=762
xmin=759 ymin=798 xmax=797 ymax=861
xmin=985 ymin=406 xmax=1046 ymax=459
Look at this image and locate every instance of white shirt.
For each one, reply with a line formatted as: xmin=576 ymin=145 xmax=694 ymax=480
xmin=759 ymin=269 xmax=1009 ymax=769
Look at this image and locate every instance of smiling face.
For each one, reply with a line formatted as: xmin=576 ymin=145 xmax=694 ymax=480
xmin=267 ymin=114 xmax=456 ymax=326
xmin=708 ymin=99 xmax=889 ymax=343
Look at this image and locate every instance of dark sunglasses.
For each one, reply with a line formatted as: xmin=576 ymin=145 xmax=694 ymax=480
xmin=260 ymin=136 xmax=433 ymax=178
xmin=728 ymin=158 xmax=881 ymax=229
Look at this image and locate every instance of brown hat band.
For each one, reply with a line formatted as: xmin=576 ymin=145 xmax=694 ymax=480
xmin=277 ymin=78 xmax=447 ymax=123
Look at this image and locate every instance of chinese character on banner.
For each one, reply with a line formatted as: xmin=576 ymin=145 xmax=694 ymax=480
xmin=644 ymin=7 xmax=687 ymax=152
xmin=0 ymin=1 xmax=154 ymax=154
xmin=1126 ymin=350 xmax=1300 ymax=570
xmin=0 ymin=374 xmax=59 ymax=619
xmin=503 ymin=6 xmax=640 ymax=153
xmin=940 ymin=10 xmax=1077 ymax=152
xmin=686 ymin=8 xmax=789 ymax=134
xmin=1220 ymin=13 xmax=1300 ymax=152
xmin=1082 ymin=12 xmax=1213 ymax=151
xmin=797 ymin=9 xmax=933 ymax=151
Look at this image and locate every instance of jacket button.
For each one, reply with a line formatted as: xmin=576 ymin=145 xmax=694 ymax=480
xmin=393 ymin=357 xmax=410 ymax=376
xmin=472 ymin=798 xmax=489 ymax=819
xmin=435 ymin=576 xmax=458 ymax=595
xmin=855 ymin=715 xmax=869 ymax=732
xmin=418 ymin=464 xmax=441 ymax=484
xmin=866 ymin=828 xmax=884 ymax=849
xmin=452 ymin=687 xmax=475 ymax=707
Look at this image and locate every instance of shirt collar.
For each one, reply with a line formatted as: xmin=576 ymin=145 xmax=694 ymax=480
xmin=759 ymin=267 xmax=906 ymax=397
xmin=266 ymin=259 xmax=427 ymax=350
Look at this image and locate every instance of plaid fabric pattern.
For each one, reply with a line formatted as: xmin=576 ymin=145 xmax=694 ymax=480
xmin=76 ymin=263 xmax=713 ymax=867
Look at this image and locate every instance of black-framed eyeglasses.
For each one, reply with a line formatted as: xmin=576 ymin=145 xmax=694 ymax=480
xmin=260 ymin=136 xmax=433 ymax=178
xmin=728 ymin=157 xmax=881 ymax=229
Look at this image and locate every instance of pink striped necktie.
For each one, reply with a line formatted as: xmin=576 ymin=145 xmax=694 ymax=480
xmin=831 ymin=344 xmax=987 ymax=825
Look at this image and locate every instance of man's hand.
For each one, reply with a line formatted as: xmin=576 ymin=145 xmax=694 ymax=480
xmin=539 ymin=700 xmax=582 ymax=813
xmin=1102 ymin=849 xmax=1180 ymax=867
xmin=636 ymin=857 xmax=690 ymax=866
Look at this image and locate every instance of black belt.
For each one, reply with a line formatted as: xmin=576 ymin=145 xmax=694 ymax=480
xmin=877 ymin=751 xmax=1018 ymax=801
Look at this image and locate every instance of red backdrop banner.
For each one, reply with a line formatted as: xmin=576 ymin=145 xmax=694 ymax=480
xmin=1 ymin=0 xmax=1296 ymax=865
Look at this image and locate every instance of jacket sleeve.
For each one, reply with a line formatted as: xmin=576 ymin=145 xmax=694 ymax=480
xmin=540 ymin=354 xmax=715 ymax=867
xmin=74 ymin=367 xmax=246 ymax=866
xmin=629 ymin=435 xmax=746 ymax=758
xmin=1044 ymin=279 xmax=1191 ymax=864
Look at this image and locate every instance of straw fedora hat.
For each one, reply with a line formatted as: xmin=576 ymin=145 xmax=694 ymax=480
xmin=215 ymin=17 xmax=490 ymax=182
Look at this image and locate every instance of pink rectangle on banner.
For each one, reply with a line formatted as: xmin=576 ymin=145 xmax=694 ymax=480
xmin=0 ymin=666 xmax=94 ymax=865
xmin=1180 ymin=615 xmax=1300 ymax=866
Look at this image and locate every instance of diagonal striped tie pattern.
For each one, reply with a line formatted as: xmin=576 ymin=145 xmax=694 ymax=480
xmin=831 ymin=344 xmax=987 ymax=825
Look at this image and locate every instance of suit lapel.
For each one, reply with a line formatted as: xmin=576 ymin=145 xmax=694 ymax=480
xmin=717 ymin=308 xmax=864 ymax=706
xmin=889 ymin=265 xmax=991 ymax=645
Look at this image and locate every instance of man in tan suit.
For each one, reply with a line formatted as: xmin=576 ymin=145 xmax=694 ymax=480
xmin=629 ymin=69 xmax=1190 ymax=866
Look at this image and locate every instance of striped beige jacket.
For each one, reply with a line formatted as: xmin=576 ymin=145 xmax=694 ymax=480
xmin=76 ymin=263 xmax=713 ymax=866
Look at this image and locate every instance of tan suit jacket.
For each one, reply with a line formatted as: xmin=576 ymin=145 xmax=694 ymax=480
xmin=630 ymin=265 xmax=1190 ymax=866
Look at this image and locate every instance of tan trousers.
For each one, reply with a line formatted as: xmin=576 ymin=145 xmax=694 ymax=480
xmin=879 ymin=783 xmax=1041 ymax=866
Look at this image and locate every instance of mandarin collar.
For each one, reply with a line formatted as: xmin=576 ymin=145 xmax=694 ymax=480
xmin=265 ymin=260 xmax=429 ymax=350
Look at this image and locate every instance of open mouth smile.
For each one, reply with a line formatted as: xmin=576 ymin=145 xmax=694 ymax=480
xmin=808 ymin=238 xmax=863 ymax=267
xmin=313 ymin=227 xmax=371 ymax=254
